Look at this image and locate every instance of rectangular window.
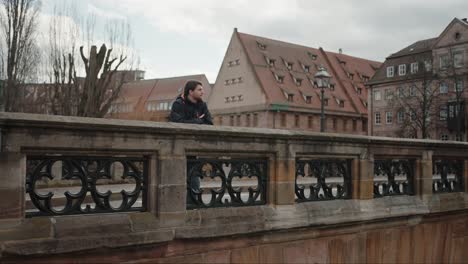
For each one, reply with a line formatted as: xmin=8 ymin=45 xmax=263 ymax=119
xmin=287 ymin=94 xmax=294 ymax=102
xmin=398 ymin=64 xmax=406 ymax=76
xmin=375 ymin=112 xmax=381 ymax=125
xmin=397 ymin=111 xmax=404 ymax=123
xmin=253 ymin=113 xmax=258 ymax=127
xmin=324 ymin=99 xmax=328 ymax=106
xmin=305 ymin=96 xmax=312 ymax=104
xmin=440 ymin=105 xmax=448 ymax=120
xmin=281 ymin=113 xmax=286 ymax=127
xmin=453 ymin=51 xmax=463 ymax=68
xmin=385 ymin=89 xmax=393 ymax=100
xmin=440 ymin=134 xmax=449 ymax=141
xmin=439 ymin=82 xmax=448 ymax=94
xmin=398 ymin=86 xmax=405 ymax=97
xmin=295 ymin=114 xmax=300 ymax=127
xmin=374 ymin=90 xmax=381 ymax=101
xmin=333 ymin=118 xmax=337 ymax=129
xmin=246 ymin=114 xmax=251 ymax=127
xmin=455 ymin=79 xmax=464 ymax=92
xmin=424 ymin=60 xmax=432 ymax=71
xmin=236 ymin=115 xmax=241 ymax=126
xmin=410 ymin=62 xmax=418 ymax=74
xmin=386 ymin=66 xmax=394 ymax=77
xmin=410 ymin=85 xmax=416 ymax=97
xmin=230 ymin=116 xmax=234 ymax=126
xmin=287 ymin=62 xmax=293 ymax=70
xmin=449 ymin=105 xmax=454 ymax=118
xmin=357 ymin=88 xmax=362 ymax=94
xmin=362 ymin=119 xmax=367 ymax=132
xmin=308 ymin=116 xmax=313 ymax=128
xmin=339 ymin=100 xmax=345 ymax=107
xmin=410 ymin=111 xmax=417 ymax=121
xmin=386 ymin=111 xmax=393 ymax=124
xmin=304 ymin=65 xmax=310 ymax=72
xmin=440 ymin=54 xmax=449 ymax=69
xmin=352 ymin=119 xmax=357 ymax=131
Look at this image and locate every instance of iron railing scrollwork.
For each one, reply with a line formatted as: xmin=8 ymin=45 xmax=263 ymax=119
xmin=186 ymin=158 xmax=267 ymax=209
xmin=432 ymin=159 xmax=464 ymax=193
xmin=295 ymin=159 xmax=352 ymax=202
xmin=373 ymin=159 xmax=414 ymax=198
xmin=26 ymin=156 xmax=148 ymax=217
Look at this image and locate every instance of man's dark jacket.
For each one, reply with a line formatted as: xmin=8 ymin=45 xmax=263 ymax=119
xmin=169 ymin=95 xmax=213 ymax=125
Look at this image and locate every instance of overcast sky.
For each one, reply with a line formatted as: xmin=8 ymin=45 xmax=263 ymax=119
xmin=41 ymin=0 xmax=468 ymax=82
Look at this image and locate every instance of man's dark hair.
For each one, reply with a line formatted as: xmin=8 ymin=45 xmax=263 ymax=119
xmin=183 ymin=80 xmax=203 ymax=98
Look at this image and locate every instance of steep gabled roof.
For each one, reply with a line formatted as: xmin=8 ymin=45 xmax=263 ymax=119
xmin=236 ymin=31 xmax=381 ymax=115
xmin=388 ymin=38 xmax=437 ymax=58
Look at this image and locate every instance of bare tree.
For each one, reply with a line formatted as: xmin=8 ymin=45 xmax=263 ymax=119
xmin=46 ymin=4 xmax=136 ymax=118
xmin=0 ymin=0 xmax=41 ymax=112
xmin=390 ymin=59 xmax=439 ymax=139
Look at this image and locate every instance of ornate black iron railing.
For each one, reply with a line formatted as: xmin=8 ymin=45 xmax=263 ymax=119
xmin=432 ymin=159 xmax=464 ymax=193
xmin=295 ymin=159 xmax=352 ymax=202
xmin=186 ymin=158 xmax=267 ymax=209
xmin=374 ymin=159 xmax=414 ymax=198
xmin=26 ymin=156 xmax=147 ymax=217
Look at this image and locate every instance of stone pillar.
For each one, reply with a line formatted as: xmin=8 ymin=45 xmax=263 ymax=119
xmin=417 ymin=151 xmax=433 ymax=198
xmin=274 ymin=157 xmax=296 ymax=205
xmin=356 ymin=151 xmax=374 ymax=200
xmin=274 ymin=142 xmax=295 ymax=205
xmin=0 ymin=152 xmax=25 ymax=220
xmin=156 ymin=139 xmax=187 ymax=227
xmin=464 ymin=160 xmax=468 ymax=193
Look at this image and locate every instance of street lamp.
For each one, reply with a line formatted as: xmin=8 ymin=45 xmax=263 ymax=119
xmin=314 ymin=66 xmax=331 ymax=132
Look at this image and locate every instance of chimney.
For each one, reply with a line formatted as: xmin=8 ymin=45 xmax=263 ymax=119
xmin=234 ymin=27 xmax=238 ymax=32
xmin=339 ymin=48 xmax=343 ymax=54
xmin=462 ymin=18 xmax=468 ymax=23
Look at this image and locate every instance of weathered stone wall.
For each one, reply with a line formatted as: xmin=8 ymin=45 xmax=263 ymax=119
xmin=0 ymin=112 xmax=467 ymax=262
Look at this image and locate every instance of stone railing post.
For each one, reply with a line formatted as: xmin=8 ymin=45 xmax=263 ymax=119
xmin=274 ymin=141 xmax=295 ymax=205
xmin=464 ymin=160 xmax=468 ymax=193
xmin=417 ymin=150 xmax=433 ymax=198
xmin=156 ymin=138 xmax=187 ymax=227
xmin=355 ymin=151 xmax=374 ymax=200
xmin=0 ymin=152 xmax=25 ymax=220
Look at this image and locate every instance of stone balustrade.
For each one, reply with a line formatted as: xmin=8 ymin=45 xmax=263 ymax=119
xmin=0 ymin=112 xmax=467 ymax=262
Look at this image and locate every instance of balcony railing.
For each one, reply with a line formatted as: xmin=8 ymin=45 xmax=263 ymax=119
xmin=26 ymin=155 xmax=148 ymax=217
xmin=295 ymin=159 xmax=352 ymax=202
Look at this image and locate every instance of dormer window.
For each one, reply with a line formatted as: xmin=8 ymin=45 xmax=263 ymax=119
xmin=348 ymin=73 xmax=354 ymax=80
xmin=274 ymin=73 xmax=284 ymax=83
xmin=357 ymin=88 xmax=362 ymax=94
xmin=287 ymin=94 xmax=294 ymax=102
xmin=329 ymin=84 xmax=335 ymax=91
xmin=308 ymin=52 xmax=317 ymax=60
xmin=257 ymin=41 xmax=266 ymax=50
xmin=386 ymin=66 xmax=394 ymax=77
xmin=295 ymin=78 xmax=302 ymax=86
xmin=266 ymin=57 xmax=276 ymax=67
xmin=304 ymin=95 xmax=312 ymax=104
xmin=287 ymin=62 xmax=293 ymax=70
xmin=339 ymin=100 xmax=345 ymax=108
xmin=225 ymin=97 xmax=231 ymax=103
xmin=303 ymin=65 xmax=310 ymax=73
xmin=324 ymin=99 xmax=329 ymax=106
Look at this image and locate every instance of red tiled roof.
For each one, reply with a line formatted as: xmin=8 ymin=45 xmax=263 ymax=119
xmin=117 ymin=74 xmax=212 ymax=112
xmin=236 ymin=32 xmax=381 ymax=115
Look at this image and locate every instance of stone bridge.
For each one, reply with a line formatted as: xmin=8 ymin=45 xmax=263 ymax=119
xmin=0 ymin=112 xmax=467 ymax=263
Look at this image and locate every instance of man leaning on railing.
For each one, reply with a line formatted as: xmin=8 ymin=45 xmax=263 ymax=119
xmin=169 ymin=80 xmax=213 ymax=125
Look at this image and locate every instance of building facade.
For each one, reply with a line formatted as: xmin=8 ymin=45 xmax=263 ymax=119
xmin=208 ymin=29 xmax=381 ymax=134
xmin=108 ymin=74 xmax=212 ymax=121
xmin=368 ymin=18 xmax=468 ymax=141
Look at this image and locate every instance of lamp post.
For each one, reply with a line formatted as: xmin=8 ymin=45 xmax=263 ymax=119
xmin=314 ymin=67 xmax=331 ymax=132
